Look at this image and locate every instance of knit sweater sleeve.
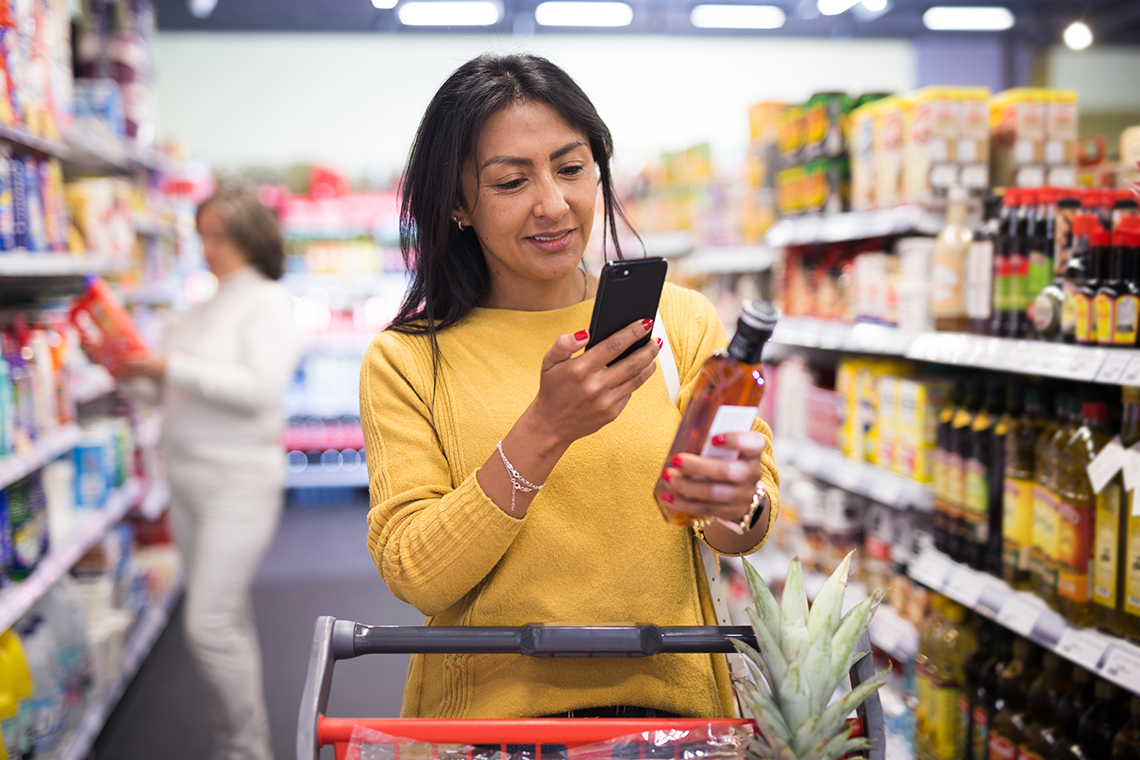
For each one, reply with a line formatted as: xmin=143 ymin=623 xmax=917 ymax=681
xmin=662 ymin=285 xmax=780 ymax=556
xmin=360 ymin=331 xmax=526 ymax=616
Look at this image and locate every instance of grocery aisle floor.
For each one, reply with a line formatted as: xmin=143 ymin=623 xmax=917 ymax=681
xmin=93 ymin=492 xmax=423 ymax=760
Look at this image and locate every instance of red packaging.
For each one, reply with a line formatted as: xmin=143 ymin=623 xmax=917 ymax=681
xmin=69 ymin=276 xmax=149 ymax=375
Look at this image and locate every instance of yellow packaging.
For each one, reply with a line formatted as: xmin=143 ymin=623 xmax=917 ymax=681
xmin=1046 ymin=90 xmax=1079 ymax=140
xmin=991 ymin=88 xmax=1048 ymax=140
xmin=896 ymin=378 xmax=951 ymax=482
xmin=873 ymin=96 xmax=905 ymax=209
xmin=1003 ymin=477 xmax=1035 ymax=575
xmin=849 ymin=104 xmax=877 ymax=211
xmin=836 ymin=359 xmax=867 ymax=458
xmin=877 ymin=376 xmax=900 ymax=471
xmin=1125 ymin=494 xmax=1140 ymax=618
xmin=749 ymin=101 xmax=786 ymax=145
xmin=857 ymin=361 xmax=915 ymax=464
xmin=1093 ymin=481 xmax=1123 ymax=612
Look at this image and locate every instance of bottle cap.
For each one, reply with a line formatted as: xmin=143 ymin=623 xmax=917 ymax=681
xmin=1119 ymin=216 xmax=1140 ymax=233
xmin=1090 ymin=229 xmax=1110 ymax=247
xmin=1073 ymin=214 xmax=1102 ymax=236
xmin=1123 ymin=385 xmax=1140 ymax=405
xmin=1021 ymin=187 xmax=1042 ymax=205
xmin=738 ymin=299 xmax=780 ymax=332
xmin=1003 ymin=187 xmax=1021 ymax=206
xmin=1082 ymin=401 xmax=1108 ymax=421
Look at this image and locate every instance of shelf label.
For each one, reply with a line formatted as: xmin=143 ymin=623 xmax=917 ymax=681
xmin=944 ymin=566 xmax=984 ymax=609
xmin=1121 ymin=356 xmax=1140 ymax=387
xmin=910 ymin=551 xmax=953 ymax=591
xmin=996 ymin=594 xmax=1044 ymax=637
xmin=1102 ymin=647 xmax=1140 ymax=689
xmin=871 ymin=475 xmax=905 ymax=506
xmin=1056 ymin=628 xmax=1110 ymax=671
xmin=1088 ymin=436 xmax=1126 ymax=494
xmin=1095 ymin=352 xmax=1134 ymax=384
xmin=1124 ymin=446 xmax=1140 ymax=495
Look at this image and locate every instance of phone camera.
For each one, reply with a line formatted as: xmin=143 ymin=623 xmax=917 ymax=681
xmin=621 ymin=269 xmax=630 ymax=277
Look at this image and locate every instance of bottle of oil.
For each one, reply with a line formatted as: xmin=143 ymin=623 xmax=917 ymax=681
xmin=989 ymin=637 xmax=1042 ymax=760
xmin=1006 ymin=386 xmax=1048 ymax=589
xmin=1116 ymin=225 xmax=1140 ymax=347
xmin=655 ymin=299 xmax=777 ymax=526
xmin=1078 ymin=229 xmax=1110 ymax=346
xmin=930 ymin=602 xmax=977 ymax=760
xmin=959 ymin=618 xmax=996 ymax=760
xmin=965 ymin=381 xmax=1006 ymax=571
xmin=937 ymin=381 xmax=967 ymax=555
xmin=1035 ymin=395 xmax=1078 ymax=607
xmin=1017 ymin=653 xmax=1073 ymax=760
xmin=951 ymin=380 xmax=985 ymax=562
xmin=1113 ymin=697 xmax=1140 ymax=760
xmin=1094 ymin=386 xmax=1140 ymax=636
xmin=1126 ymin=453 xmax=1140 ymax=641
xmin=917 ymin=597 xmax=950 ymax=759
xmin=1077 ymin=680 xmax=1131 ymax=758
xmin=1054 ymin=667 xmax=1097 ymax=750
xmin=991 ymin=387 xmax=1016 ymax=577
xmin=992 ymin=190 xmax=1018 ymax=338
xmin=970 ymin=625 xmax=1013 ymax=760
xmin=1057 ymin=401 xmax=1112 ymax=627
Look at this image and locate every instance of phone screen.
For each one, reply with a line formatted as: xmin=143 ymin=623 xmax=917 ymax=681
xmin=585 ymin=257 xmax=668 ymax=363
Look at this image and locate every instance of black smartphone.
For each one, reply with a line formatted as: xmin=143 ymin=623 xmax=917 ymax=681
xmin=585 ymin=257 xmax=668 ymax=363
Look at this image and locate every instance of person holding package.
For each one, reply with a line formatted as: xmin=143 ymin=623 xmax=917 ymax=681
xmin=122 ymin=187 xmax=301 ymax=760
xmin=360 ymin=54 xmax=780 ymax=721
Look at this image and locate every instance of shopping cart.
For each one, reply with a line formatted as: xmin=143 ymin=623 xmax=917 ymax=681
xmin=298 ymin=618 xmax=884 ymax=760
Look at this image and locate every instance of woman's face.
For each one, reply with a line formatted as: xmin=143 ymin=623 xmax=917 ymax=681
xmin=457 ymin=101 xmax=598 ymax=301
xmin=198 ymin=205 xmax=249 ymax=279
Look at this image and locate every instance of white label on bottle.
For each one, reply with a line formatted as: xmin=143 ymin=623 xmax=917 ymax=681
xmin=1045 ymin=140 xmax=1066 ymax=164
xmin=1056 ymin=628 xmax=1109 ymax=671
xmin=1087 ymin=436 xmax=1125 ymax=494
xmin=699 ymin=405 xmax=760 ymax=460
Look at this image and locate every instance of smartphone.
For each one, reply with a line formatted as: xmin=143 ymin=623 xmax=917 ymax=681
xmin=585 ymin=257 xmax=668 ymax=364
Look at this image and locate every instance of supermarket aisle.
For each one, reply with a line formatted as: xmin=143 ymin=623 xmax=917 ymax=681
xmin=94 ymin=494 xmax=423 ymax=760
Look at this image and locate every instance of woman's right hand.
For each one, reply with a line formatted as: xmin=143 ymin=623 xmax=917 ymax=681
xmin=526 ymin=318 xmax=661 ymax=446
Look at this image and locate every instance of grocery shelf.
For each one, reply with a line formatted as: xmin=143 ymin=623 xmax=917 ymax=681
xmin=774 ymin=437 xmax=934 ymax=511
xmin=0 ymin=424 xmax=83 ymax=490
xmin=763 ymin=205 xmax=944 ymax=248
xmin=58 ymin=577 xmax=183 ymax=760
xmin=771 ymin=316 xmax=1140 ymax=385
xmin=676 ymin=245 xmax=778 ymax=276
xmin=285 ymin=465 xmax=369 ymax=488
xmin=0 ymin=478 xmax=141 ymax=634
xmin=908 ymin=546 xmax=1140 ymax=696
xmin=0 ymin=253 xmax=132 ymax=278
xmin=868 ymin=604 xmax=920 ymax=662
xmin=0 ymin=123 xmax=160 ymax=176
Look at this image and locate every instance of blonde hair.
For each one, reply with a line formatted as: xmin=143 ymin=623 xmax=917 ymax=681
xmin=197 ymin=187 xmax=285 ymax=280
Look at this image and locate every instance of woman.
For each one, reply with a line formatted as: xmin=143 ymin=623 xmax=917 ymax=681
xmin=123 ymin=187 xmax=301 ymax=760
xmin=361 ymin=54 xmax=779 ymax=721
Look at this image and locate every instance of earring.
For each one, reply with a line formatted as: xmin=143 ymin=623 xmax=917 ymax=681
xmin=454 ymin=218 xmax=466 ymax=232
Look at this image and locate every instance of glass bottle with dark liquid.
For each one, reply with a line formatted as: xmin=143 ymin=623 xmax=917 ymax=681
xmin=654 ymin=299 xmax=778 ymax=526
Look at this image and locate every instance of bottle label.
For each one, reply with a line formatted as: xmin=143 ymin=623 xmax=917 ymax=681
xmin=1057 ymin=498 xmax=1096 ymax=603
xmin=957 ymin=694 xmax=972 ymax=760
xmin=990 ymin=731 xmax=1018 ymax=760
xmin=934 ymin=685 xmax=963 ymax=760
xmin=972 ymin=705 xmax=990 ymax=760
xmin=1061 ymin=282 xmax=1078 ymax=336
xmin=1094 ymin=292 xmax=1116 ymax=345
xmin=993 ymin=255 xmax=1011 ymax=313
xmin=1093 ymin=483 xmax=1122 ymax=609
xmin=1004 ymin=477 xmax=1035 ymax=573
xmin=915 ymin=665 xmax=933 ymax=739
xmin=1125 ymin=499 xmax=1140 ymax=617
xmin=1028 ymin=249 xmax=1051 ymax=301
xmin=965 ymin=458 xmax=990 ymax=543
xmin=699 ymin=405 xmax=760 ymax=459
xmin=946 ymin=453 xmax=965 ymax=519
xmin=1075 ymin=292 xmax=1093 ymax=343
xmin=968 ymin=240 xmax=995 ymax=320
xmin=1017 ymin=748 xmax=1046 ymax=760
xmin=1031 ymin=484 xmax=1059 ymax=589
xmin=1116 ymin=295 xmax=1140 ymax=345
xmin=1009 ymin=253 xmax=1030 ymax=311
xmin=935 ymin=448 xmax=948 ymax=504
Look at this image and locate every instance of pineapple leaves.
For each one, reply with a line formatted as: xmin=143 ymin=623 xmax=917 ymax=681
xmin=806 ymin=551 xmax=852 ymax=642
xmin=782 ymin=558 xmax=809 ymax=627
xmin=747 ymin=605 xmax=788 ymax=685
xmin=743 ymin=558 xmax=783 ymax=649
xmin=732 ymin=639 xmax=775 ymax=696
xmin=831 ymin=590 xmax=884 ymax=682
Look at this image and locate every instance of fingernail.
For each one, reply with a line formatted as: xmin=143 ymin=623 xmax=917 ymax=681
xmin=655 ymin=337 xmax=663 ymax=349
xmin=660 ymin=492 xmax=674 ymax=504
xmin=711 ymin=434 xmax=726 ymax=446
xmin=642 ymin=318 xmax=654 ymax=331
xmin=574 ymin=330 xmax=589 ymax=341
xmin=661 ymin=469 xmax=673 ymax=483
xmin=671 ymin=455 xmax=684 ymax=469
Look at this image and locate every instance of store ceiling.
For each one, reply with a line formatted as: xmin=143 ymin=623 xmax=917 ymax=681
xmin=152 ymin=0 xmax=1140 ymax=45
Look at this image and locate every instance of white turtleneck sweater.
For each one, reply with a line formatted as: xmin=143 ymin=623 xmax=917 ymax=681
xmin=160 ymin=266 xmax=302 ymax=484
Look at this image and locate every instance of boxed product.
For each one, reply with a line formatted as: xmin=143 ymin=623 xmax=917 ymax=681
xmin=849 ymin=103 xmax=877 ymax=211
xmin=69 ymin=277 xmax=149 ymax=376
xmin=73 ymin=79 xmax=125 ymax=143
xmin=802 ymin=157 xmax=849 ymax=215
xmin=894 ymin=378 xmax=952 ymax=482
xmin=991 ymin=87 xmax=1078 ymax=188
xmin=876 ymin=376 xmax=899 ymax=471
xmin=777 ymin=104 xmax=804 ymax=164
xmin=855 ymin=360 xmax=914 ymax=465
xmin=65 ymin=178 xmax=135 ymax=260
xmin=872 ymin=96 xmax=905 ymax=209
xmin=902 ymin=87 xmax=991 ymax=205
xmin=803 ymin=91 xmax=853 ymax=160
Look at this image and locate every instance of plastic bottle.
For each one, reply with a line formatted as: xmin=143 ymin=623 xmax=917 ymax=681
xmin=1033 ymin=394 xmax=1075 ymax=606
xmin=1113 ymin=696 xmax=1140 ymax=760
xmin=929 ymin=602 xmax=976 ymax=760
xmin=35 ymin=578 xmax=92 ymax=714
xmin=1126 ymin=444 xmax=1140 ymax=641
xmin=933 ymin=186 xmax=974 ymax=333
xmin=1057 ymin=401 xmax=1112 ymax=628
xmin=958 ymin=616 xmax=995 ymax=760
xmin=1005 ymin=387 xmax=1048 ymax=589
xmin=18 ymin=617 xmax=65 ymax=753
xmin=916 ymin=596 xmax=949 ymax=758
xmin=0 ymin=631 xmax=33 ymax=760
xmin=936 ymin=381 xmax=966 ymax=554
xmin=988 ymin=637 xmax=1042 ymax=760
xmin=6 ymin=474 xmax=45 ymax=583
xmin=964 ymin=381 xmax=1005 ymax=571
xmin=1017 ymin=653 xmax=1072 ymax=760
xmin=1094 ymin=386 xmax=1140 ymax=636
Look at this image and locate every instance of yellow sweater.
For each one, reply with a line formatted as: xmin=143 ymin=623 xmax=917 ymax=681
xmin=360 ymin=283 xmax=780 ymax=719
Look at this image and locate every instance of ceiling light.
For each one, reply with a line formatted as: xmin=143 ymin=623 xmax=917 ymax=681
xmin=861 ymin=0 xmax=886 ymax=11
xmin=187 ymin=0 xmax=218 ymax=19
xmin=690 ymin=4 xmax=785 ymax=28
xmin=922 ymin=6 xmax=1014 ymax=31
xmin=817 ymin=0 xmax=859 ymax=16
xmin=372 ymin=0 xmax=398 ymax=8
xmin=1063 ymin=20 xmax=1093 ymax=51
xmin=535 ymin=1 xmax=632 ymax=26
xmin=397 ymin=0 xmax=500 ymax=24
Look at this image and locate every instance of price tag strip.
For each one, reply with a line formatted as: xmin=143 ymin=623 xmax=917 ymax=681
xmin=1101 ymin=646 xmax=1140 ymax=693
xmin=996 ymin=593 xmax=1046 ymax=638
xmin=1056 ymin=629 xmax=1111 ymax=672
xmin=943 ymin=565 xmax=985 ymax=609
xmin=1095 ymin=352 xmax=1134 ymax=384
xmin=910 ymin=550 xmax=954 ymax=591
xmin=1121 ymin=355 xmax=1140 ymax=387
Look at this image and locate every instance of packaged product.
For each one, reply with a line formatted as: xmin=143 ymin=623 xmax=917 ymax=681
xmin=895 ymin=378 xmax=952 ymax=482
xmin=872 ymin=96 xmax=905 ymax=208
xmin=68 ymin=276 xmax=149 ymax=376
xmin=7 ymin=472 xmax=48 ymax=581
xmin=0 ymin=153 xmax=14 ymax=250
xmin=72 ymin=79 xmax=125 ymax=142
xmin=803 ymin=91 xmax=853 ymax=160
xmin=1119 ymin=126 xmax=1140 ymax=187
xmin=849 ymin=103 xmax=877 ymax=211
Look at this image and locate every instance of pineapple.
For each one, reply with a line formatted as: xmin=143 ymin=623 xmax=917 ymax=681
xmin=733 ymin=551 xmax=888 ymax=760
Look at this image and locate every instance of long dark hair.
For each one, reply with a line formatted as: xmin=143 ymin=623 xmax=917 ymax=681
xmin=390 ymin=54 xmax=634 ymax=340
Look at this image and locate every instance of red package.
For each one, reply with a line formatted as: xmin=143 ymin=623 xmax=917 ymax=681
xmin=69 ymin=276 xmax=149 ymax=376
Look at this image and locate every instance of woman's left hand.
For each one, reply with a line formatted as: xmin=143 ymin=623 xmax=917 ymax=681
xmin=659 ymin=431 xmax=768 ymax=534
xmin=118 ymin=353 xmax=169 ymax=380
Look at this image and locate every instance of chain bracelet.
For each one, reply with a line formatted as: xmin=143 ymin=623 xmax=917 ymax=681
xmin=496 ymin=440 xmax=544 ymax=513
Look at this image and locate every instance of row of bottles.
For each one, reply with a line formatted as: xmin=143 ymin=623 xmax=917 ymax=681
xmin=933 ymin=376 xmax=1140 ymax=640
xmin=913 ymin=597 xmax=1140 ymax=760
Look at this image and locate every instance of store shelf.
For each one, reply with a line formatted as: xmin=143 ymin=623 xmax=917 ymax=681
xmin=285 ymin=465 xmax=369 ymax=489
xmin=0 ymin=253 xmax=132 ymax=278
xmin=0 ymin=478 xmax=141 ymax=634
xmin=763 ymin=205 xmax=944 ymax=248
xmin=58 ymin=577 xmax=183 ymax=760
xmin=868 ymin=604 xmax=920 ymax=662
xmin=0 ymin=424 xmax=82 ymax=490
xmin=771 ymin=316 xmax=1140 ymax=385
xmin=677 ymin=246 xmax=778 ymax=275
xmin=0 ymin=124 xmax=159 ymax=176
xmin=908 ymin=546 xmax=1140 ymax=696
xmin=774 ymin=437 xmax=933 ymax=511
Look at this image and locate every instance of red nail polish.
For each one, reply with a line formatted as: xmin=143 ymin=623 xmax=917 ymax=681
xmin=655 ymin=337 xmax=663 ymax=348
xmin=574 ymin=330 xmax=589 ymax=341
xmin=661 ymin=469 xmax=672 ymax=483
xmin=671 ymin=455 xmax=684 ymax=469
xmin=642 ymin=318 xmax=654 ymax=331
xmin=711 ymin=434 xmax=727 ymax=446
xmin=661 ymin=492 xmax=674 ymax=504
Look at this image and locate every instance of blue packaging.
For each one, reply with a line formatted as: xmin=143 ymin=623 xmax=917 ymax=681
xmin=0 ymin=157 xmax=13 ymax=251
xmin=73 ymin=431 xmax=109 ymax=510
xmin=10 ymin=156 xmax=27 ymax=250
xmin=22 ymin=158 xmax=44 ymax=253
xmin=73 ymin=80 xmax=125 ymax=141
xmin=0 ymin=488 xmax=11 ymax=584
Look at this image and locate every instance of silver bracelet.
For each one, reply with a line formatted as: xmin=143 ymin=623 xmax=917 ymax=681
xmin=496 ymin=440 xmax=544 ymax=514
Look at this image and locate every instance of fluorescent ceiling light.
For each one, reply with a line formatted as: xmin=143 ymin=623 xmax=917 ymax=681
xmin=817 ymin=0 xmax=859 ymax=16
xmin=922 ymin=6 xmax=1014 ymax=31
xmin=372 ymin=0 xmax=398 ymax=8
xmin=535 ymin=1 xmax=632 ymax=26
xmin=398 ymin=0 xmax=501 ymax=25
xmin=690 ymin=4 xmax=785 ymax=29
xmin=187 ymin=0 xmax=218 ymax=18
xmin=1063 ymin=20 xmax=1093 ymax=51
xmin=861 ymin=0 xmax=886 ymax=11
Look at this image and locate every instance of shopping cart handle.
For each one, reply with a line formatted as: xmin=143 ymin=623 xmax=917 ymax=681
xmin=346 ymin=623 xmax=760 ymax=658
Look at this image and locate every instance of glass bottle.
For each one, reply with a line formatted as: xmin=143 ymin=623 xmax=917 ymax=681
xmin=970 ymin=195 xmax=1002 ymax=336
xmin=934 ymin=186 xmax=974 ymax=333
xmin=937 ymin=381 xmax=967 ymax=554
xmin=1007 ymin=189 xmax=1032 ymax=339
xmin=1096 ymin=225 xmax=1128 ymax=345
xmin=989 ymin=637 xmax=1042 ymax=760
xmin=1113 ymin=696 xmax=1140 ymax=760
xmin=1006 ymin=386 xmax=1048 ymax=589
xmin=1057 ymin=401 xmax=1112 ymax=628
xmin=973 ymin=626 xmax=1014 ymax=760
xmin=1017 ymin=653 xmax=1072 ymax=760
xmin=1126 ymin=453 xmax=1140 ymax=641
xmin=965 ymin=380 xmax=1005 ymax=571
xmin=959 ymin=617 xmax=996 ymax=760
xmin=1077 ymin=228 xmax=1109 ymax=346
xmin=1056 ymin=667 xmax=1097 ymax=746
xmin=992 ymin=190 xmax=1017 ymax=338
xmin=1115 ymin=225 xmax=1140 ymax=347
xmin=1033 ymin=189 xmax=1065 ymax=342
xmin=655 ymin=299 xmax=778 ymax=526
xmin=1077 ymin=679 xmax=1131 ymax=758
xmin=1094 ymin=386 xmax=1140 ymax=636
xmin=1026 ymin=189 xmax=1053 ymax=337
xmin=1070 ymin=215 xmax=1101 ymax=346
xmin=950 ymin=380 xmax=984 ymax=562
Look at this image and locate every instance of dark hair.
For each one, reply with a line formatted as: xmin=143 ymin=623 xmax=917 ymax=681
xmin=390 ymin=53 xmax=635 ymax=338
xmin=197 ymin=187 xmax=286 ymax=281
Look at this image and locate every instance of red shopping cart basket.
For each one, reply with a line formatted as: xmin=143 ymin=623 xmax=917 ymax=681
xmin=297 ymin=618 xmax=884 ymax=760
